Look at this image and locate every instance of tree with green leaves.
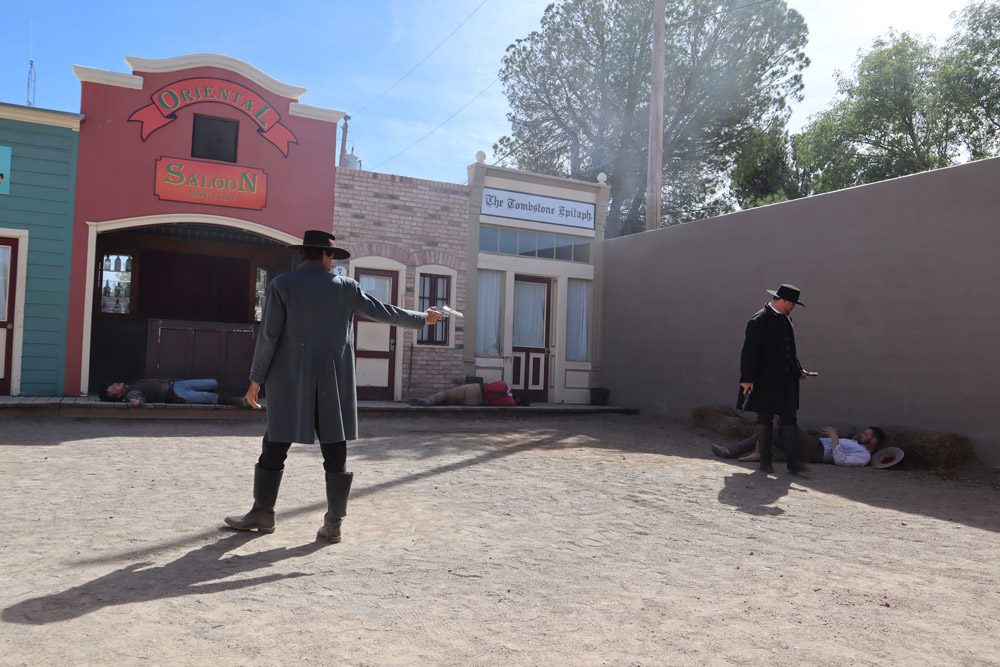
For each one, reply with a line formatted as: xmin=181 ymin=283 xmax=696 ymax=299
xmin=793 ymin=32 xmax=959 ymax=196
xmin=495 ymin=0 xmax=809 ymax=236
xmin=730 ymin=123 xmax=796 ymax=207
xmin=939 ymin=0 xmax=1000 ymax=160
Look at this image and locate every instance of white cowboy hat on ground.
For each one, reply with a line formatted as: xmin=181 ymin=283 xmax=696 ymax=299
xmin=871 ymin=447 xmax=904 ymax=469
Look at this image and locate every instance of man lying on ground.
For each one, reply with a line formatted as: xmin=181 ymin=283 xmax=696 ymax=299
xmin=100 ymin=378 xmax=249 ymax=408
xmin=408 ymin=379 xmax=520 ymax=407
xmin=711 ymin=425 xmax=886 ymax=467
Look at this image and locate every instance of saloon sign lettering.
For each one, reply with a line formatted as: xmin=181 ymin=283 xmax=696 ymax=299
xmin=129 ymin=78 xmax=298 ymax=156
xmin=154 ymin=157 xmax=267 ymax=210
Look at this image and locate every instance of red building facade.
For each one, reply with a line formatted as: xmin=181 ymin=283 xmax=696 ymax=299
xmin=66 ymin=55 xmax=343 ymax=395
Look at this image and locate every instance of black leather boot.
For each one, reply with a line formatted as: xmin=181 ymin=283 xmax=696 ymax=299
xmin=756 ymin=423 xmax=774 ymax=473
xmin=317 ymin=472 xmax=353 ymax=544
xmin=711 ymin=436 xmax=757 ymax=459
xmin=224 ymin=464 xmax=283 ymax=533
xmin=782 ymin=424 xmax=811 ymax=476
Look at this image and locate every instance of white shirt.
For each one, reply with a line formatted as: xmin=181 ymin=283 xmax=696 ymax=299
xmin=818 ymin=438 xmax=872 ymax=466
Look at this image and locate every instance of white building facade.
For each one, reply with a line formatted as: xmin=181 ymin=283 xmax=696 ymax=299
xmin=464 ymin=155 xmax=609 ymax=404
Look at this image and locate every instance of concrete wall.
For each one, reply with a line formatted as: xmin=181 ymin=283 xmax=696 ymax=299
xmin=334 ymin=167 xmax=469 ymax=398
xmin=0 ymin=112 xmax=79 ymax=395
xmin=600 ymin=157 xmax=1000 ymax=465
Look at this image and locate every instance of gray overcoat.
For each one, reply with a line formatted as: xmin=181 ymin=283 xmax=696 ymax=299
xmin=249 ymin=263 xmax=426 ymax=443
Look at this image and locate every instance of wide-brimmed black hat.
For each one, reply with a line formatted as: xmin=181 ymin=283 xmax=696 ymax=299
xmin=293 ymin=230 xmax=350 ymax=259
xmin=766 ymin=283 xmax=805 ymax=306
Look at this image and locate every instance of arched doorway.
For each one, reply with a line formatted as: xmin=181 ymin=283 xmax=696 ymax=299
xmin=83 ymin=215 xmax=299 ymax=395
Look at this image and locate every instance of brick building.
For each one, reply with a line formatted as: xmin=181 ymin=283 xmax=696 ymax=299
xmin=332 ymin=167 xmax=470 ymax=400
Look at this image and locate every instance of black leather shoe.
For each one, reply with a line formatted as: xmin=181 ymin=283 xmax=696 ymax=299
xmin=788 ymin=463 xmax=812 ymax=477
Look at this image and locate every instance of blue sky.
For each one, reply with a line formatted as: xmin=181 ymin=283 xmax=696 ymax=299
xmin=0 ymin=0 xmax=974 ymax=184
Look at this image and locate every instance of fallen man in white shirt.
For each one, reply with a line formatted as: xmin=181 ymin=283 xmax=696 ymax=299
xmin=711 ymin=425 xmax=886 ymax=467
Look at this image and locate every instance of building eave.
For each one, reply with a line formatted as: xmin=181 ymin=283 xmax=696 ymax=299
xmin=125 ymin=54 xmax=307 ymax=100
xmin=0 ymin=102 xmax=84 ymax=131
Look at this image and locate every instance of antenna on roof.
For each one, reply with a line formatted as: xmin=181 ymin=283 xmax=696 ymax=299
xmin=26 ymin=21 xmax=36 ymax=107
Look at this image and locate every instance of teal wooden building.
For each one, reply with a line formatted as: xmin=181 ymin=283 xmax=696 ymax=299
xmin=0 ymin=103 xmax=82 ymax=396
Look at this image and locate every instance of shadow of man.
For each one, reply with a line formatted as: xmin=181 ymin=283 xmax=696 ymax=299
xmin=717 ymin=470 xmax=793 ymax=516
xmin=2 ymin=532 xmax=326 ymax=625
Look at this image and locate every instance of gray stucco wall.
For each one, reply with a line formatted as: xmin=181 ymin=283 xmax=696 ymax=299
xmin=600 ymin=157 xmax=1000 ymax=465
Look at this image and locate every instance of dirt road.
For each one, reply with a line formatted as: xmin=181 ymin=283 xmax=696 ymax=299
xmin=1 ymin=414 xmax=998 ymax=666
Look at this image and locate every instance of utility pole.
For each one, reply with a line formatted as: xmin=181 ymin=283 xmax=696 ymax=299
xmin=645 ymin=0 xmax=666 ymax=231
xmin=26 ymin=22 xmax=36 ymax=107
xmin=339 ymin=115 xmax=351 ymax=166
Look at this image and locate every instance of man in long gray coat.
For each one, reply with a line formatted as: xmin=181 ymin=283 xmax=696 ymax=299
xmin=225 ymin=230 xmax=443 ymax=543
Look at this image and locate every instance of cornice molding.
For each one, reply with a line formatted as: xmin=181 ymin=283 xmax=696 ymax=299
xmin=125 ymin=54 xmax=307 ymax=100
xmin=73 ymin=65 xmax=144 ymax=90
xmin=288 ymin=103 xmax=346 ymax=124
xmin=0 ymin=102 xmax=84 ymax=131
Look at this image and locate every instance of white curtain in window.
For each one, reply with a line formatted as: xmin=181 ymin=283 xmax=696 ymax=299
xmin=513 ymin=281 xmax=546 ymax=348
xmin=0 ymin=246 xmax=10 ymax=320
xmin=566 ymin=279 xmax=590 ymax=361
xmin=475 ymin=270 xmax=502 ymax=357
xmin=360 ymin=275 xmax=392 ymax=304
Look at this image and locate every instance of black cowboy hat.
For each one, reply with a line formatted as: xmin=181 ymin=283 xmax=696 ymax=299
xmin=293 ymin=229 xmax=351 ymax=260
xmin=766 ymin=283 xmax=805 ymax=307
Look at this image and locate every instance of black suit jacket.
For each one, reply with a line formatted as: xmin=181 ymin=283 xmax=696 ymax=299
xmin=739 ymin=305 xmax=801 ymax=414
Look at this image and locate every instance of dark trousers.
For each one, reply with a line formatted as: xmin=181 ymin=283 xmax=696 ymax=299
xmin=259 ymin=437 xmax=347 ymax=473
xmin=755 ymin=411 xmax=797 ymax=426
xmin=755 ymin=410 xmax=802 ymax=469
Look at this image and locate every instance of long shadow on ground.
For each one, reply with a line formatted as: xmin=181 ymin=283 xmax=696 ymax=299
xmin=2 ymin=532 xmax=326 ymax=625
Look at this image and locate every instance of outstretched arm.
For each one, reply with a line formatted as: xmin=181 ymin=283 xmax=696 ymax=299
xmin=354 ymin=282 xmax=443 ymax=329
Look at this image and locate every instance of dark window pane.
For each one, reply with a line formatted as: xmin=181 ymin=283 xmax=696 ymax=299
xmin=479 ymin=226 xmax=498 ymax=252
xmin=518 ymin=231 xmax=537 ymax=257
xmin=418 ymin=275 xmax=430 ymax=311
xmin=555 ymin=235 xmax=574 ymax=261
xmin=572 ymin=240 xmax=591 ymax=263
xmin=418 ymin=274 xmax=450 ymax=345
xmin=537 ymin=233 xmax=555 ymax=259
xmin=498 ymin=228 xmax=517 ymax=254
xmin=192 ymin=114 xmax=238 ymax=163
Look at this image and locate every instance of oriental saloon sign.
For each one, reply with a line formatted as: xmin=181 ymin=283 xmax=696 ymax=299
xmin=154 ymin=157 xmax=267 ymax=210
xmin=481 ymin=187 xmax=596 ymax=230
xmin=129 ymin=78 xmax=298 ymax=156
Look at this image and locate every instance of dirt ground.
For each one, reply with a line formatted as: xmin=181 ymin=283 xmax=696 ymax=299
xmin=1 ymin=413 xmax=998 ymax=666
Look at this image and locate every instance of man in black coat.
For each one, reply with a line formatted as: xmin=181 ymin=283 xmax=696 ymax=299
xmin=738 ymin=284 xmax=815 ymax=475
